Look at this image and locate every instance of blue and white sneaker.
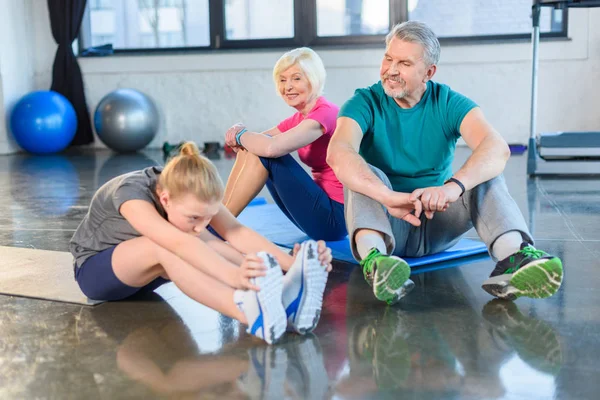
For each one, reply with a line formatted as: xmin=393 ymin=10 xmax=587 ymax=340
xmin=282 ymin=240 xmax=329 ymax=334
xmin=285 ymin=334 xmax=330 ymax=399
xmin=236 ymin=346 xmax=287 ymax=400
xmin=234 ymin=252 xmax=287 ymax=344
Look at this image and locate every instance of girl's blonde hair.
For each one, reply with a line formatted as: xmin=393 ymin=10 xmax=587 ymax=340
xmin=272 ymin=47 xmax=326 ymax=102
xmin=159 ymin=142 xmax=224 ymax=202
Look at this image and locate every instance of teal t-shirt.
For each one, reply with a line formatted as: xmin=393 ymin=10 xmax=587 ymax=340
xmin=339 ymin=80 xmax=477 ymax=193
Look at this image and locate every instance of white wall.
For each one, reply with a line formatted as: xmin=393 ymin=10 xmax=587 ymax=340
xmin=24 ymin=3 xmax=600 ymax=151
xmin=0 ymin=0 xmax=36 ymax=154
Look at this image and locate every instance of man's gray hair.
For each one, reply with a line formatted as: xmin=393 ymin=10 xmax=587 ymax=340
xmin=385 ymin=21 xmax=441 ymax=66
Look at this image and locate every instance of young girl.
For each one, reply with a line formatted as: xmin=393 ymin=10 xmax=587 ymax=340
xmin=70 ymin=142 xmax=332 ymax=344
xmin=223 ymin=47 xmax=346 ymax=241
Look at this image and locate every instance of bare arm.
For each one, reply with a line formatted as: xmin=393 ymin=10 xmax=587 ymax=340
xmin=451 ymin=107 xmax=510 ymax=191
xmin=209 ymin=204 xmax=295 ymax=271
xmin=262 ymin=126 xmax=282 ymax=137
xmin=120 ymin=200 xmax=240 ymax=287
xmin=238 ymin=119 xmax=323 ymax=158
xmin=326 ymin=117 xmax=393 ymax=203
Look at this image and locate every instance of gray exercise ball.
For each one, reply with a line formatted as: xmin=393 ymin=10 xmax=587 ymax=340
xmin=94 ymin=88 xmax=159 ymax=153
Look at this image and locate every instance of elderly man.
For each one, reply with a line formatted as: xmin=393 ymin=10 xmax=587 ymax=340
xmin=327 ymin=21 xmax=562 ymax=305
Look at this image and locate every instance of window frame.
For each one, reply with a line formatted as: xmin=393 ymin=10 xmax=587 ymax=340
xmin=78 ymin=0 xmax=569 ymax=56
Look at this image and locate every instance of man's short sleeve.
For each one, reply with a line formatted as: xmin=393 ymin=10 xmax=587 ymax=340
xmin=446 ymin=90 xmax=478 ymax=139
xmin=338 ymin=89 xmax=374 ymax=134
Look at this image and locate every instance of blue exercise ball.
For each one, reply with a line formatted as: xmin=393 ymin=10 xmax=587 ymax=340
xmin=10 ymin=90 xmax=77 ymax=155
xmin=94 ymin=88 xmax=159 ymax=153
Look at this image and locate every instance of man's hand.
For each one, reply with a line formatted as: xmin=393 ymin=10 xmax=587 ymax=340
xmin=382 ymin=191 xmax=423 ymax=226
xmin=410 ymin=183 xmax=462 ymax=219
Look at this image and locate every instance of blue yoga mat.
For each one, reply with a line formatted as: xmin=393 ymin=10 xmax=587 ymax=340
xmin=238 ymin=202 xmax=489 ymax=268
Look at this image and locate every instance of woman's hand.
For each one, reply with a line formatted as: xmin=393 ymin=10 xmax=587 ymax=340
xmin=225 ymin=123 xmax=246 ymax=149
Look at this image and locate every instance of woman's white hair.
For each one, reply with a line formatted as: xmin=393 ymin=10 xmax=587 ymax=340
xmin=273 ymin=47 xmax=326 ymax=101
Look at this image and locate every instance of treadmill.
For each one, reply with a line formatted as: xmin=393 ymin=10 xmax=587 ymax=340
xmin=528 ymin=0 xmax=600 ymax=175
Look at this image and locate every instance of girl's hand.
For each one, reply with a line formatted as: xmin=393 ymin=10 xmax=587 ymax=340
xmin=237 ymin=254 xmax=267 ymax=291
xmin=291 ymin=241 xmax=332 ymax=272
xmin=317 ymin=240 xmax=333 ymax=272
xmin=292 ymin=243 xmax=301 ymax=257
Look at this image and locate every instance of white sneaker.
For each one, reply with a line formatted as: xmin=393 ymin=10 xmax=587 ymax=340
xmin=282 ymin=240 xmax=329 ymax=334
xmin=234 ymin=252 xmax=287 ymax=344
xmin=236 ymin=346 xmax=287 ymax=400
xmin=285 ymin=335 xmax=330 ymax=399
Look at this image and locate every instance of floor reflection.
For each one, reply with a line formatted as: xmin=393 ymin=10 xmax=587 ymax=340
xmin=1 ymin=149 xmax=597 ymax=400
xmin=9 ymin=155 xmax=81 ymax=217
xmin=330 ymin=267 xmax=563 ymax=398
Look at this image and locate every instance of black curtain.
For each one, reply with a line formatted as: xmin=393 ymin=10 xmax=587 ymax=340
xmin=47 ymin=0 xmax=94 ymax=146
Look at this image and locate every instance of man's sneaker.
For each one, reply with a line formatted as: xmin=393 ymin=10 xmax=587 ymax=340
xmin=371 ymin=308 xmax=412 ymax=390
xmin=360 ymin=248 xmax=412 ymax=304
xmin=282 ymin=240 xmax=329 ymax=334
xmin=482 ymin=243 xmax=563 ymax=301
xmin=234 ymin=252 xmax=287 ymax=344
xmin=482 ymin=300 xmax=563 ymax=375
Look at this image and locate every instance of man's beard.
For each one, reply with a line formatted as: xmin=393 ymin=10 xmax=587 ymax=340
xmin=382 ymin=76 xmax=408 ymax=99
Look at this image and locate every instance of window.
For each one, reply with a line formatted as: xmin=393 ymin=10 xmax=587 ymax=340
xmin=316 ymin=0 xmax=390 ymax=37
xmin=224 ymin=0 xmax=295 ymax=40
xmin=83 ymin=0 xmax=209 ymax=50
xmin=408 ymin=0 xmax=564 ymax=39
xmin=89 ymin=0 xmax=113 ymax=10
xmin=79 ymin=0 xmax=568 ymax=54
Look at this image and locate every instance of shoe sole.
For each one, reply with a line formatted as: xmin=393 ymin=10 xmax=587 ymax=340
xmin=252 ymin=253 xmax=287 ymax=344
xmin=482 ymin=300 xmax=563 ymax=374
xmin=386 ymin=279 xmax=416 ymax=306
xmin=481 ymin=257 xmax=563 ymax=300
xmin=373 ymin=258 xmax=411 ymax=304
xmin=290 ymin=242 xmax=328 ymax=334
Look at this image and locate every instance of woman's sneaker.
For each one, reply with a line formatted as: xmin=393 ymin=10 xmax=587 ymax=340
xmin=360 ymin=248 xmax=412 ymax=305
xmin=234 ymin=252 xmax=287 ymax=344
xmin=282 ymin=240 xmax=329 ymax=334
xmin=482 ymin=243 xmax=563 ymax=301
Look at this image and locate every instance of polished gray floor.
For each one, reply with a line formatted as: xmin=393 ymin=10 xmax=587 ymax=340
xmin=0 ymin=148 xmax=598 ymax=399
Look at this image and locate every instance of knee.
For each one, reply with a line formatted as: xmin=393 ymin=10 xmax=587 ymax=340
xmin=236 ymin=149 xmax=262 ymax=165
xmin=470 ymin=174 xmax=509 ymax=195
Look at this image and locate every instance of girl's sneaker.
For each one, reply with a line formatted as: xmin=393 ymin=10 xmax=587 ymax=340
xmin=234 ymin=252 xmax=287 ymax=344
xmin=282 ymin=240 xmax=329 ymax=334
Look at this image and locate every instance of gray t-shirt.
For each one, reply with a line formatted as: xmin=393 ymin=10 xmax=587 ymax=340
xmin=70 ymin=166 xmax=167 ymax=268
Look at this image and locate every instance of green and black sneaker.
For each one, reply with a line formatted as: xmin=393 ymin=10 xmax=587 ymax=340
xmin=360 ymin=248 xmax=413 ymax=305
xmin=482 ymin=300 xmax=563 ymax=375
xmin=482 ymin=243 xmax=563 ymax=301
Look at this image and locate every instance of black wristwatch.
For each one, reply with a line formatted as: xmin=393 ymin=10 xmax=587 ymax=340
xmin=445 ymin=177 xmax=465 ymax=196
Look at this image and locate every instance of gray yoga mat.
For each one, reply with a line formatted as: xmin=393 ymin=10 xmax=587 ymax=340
xmin=0 ymin=246 xmax=103 ymax=306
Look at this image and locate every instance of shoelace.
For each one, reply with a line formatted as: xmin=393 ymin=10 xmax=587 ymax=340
xmin=519 ymin=246 xmax=546 ymax=259
xmin=360 ymin=248 xmax=381 ymax=274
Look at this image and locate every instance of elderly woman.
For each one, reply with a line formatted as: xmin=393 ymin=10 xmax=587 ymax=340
xmin=223 ymin=47 xmax=346 ymax=241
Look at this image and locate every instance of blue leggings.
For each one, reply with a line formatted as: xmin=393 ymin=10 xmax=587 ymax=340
xmin=76 ymin=246 xmax=169 ymax=301
xmin=259 ymin=154 xmax=347 ymax=241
